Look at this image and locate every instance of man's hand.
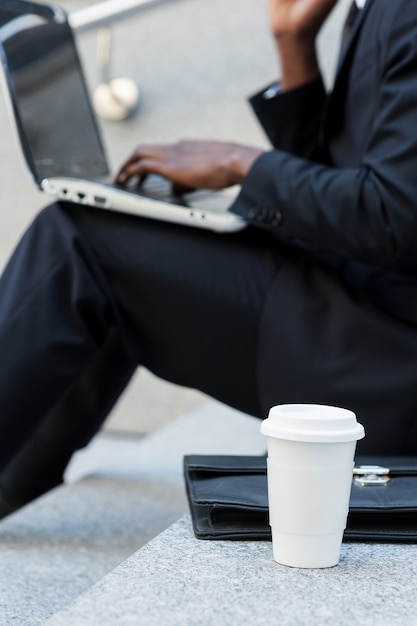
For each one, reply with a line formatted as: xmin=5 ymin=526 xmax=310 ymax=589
xmin=267 ymin=0 xmax=339 ymax=90
xmin=116 ymin=140 xmax=264 ymax=192
xmin=268 ymin=0 xmax=339 ymax=40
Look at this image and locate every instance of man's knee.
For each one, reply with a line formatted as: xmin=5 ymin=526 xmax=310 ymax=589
xmin=33 ymin=201 xmax=74 ymax=233
xmin=28 ymin=201 xmax=87 ymax=260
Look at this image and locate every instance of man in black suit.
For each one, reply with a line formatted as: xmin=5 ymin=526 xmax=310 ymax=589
xmin=1 ymin=0 xmax=417 ymax=516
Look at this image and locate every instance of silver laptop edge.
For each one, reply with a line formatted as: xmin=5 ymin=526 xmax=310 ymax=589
xmin=41 ymin=177 xmax=244 ymax=232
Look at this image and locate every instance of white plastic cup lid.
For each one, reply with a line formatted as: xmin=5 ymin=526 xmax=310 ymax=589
xmin=260 ymin=404 xmax=365 ymax=443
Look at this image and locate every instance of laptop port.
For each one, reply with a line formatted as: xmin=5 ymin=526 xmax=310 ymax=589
xmin=77 ymin=192 xmax=86 ymax=200
xmin=94 ymin=195 xmax=107 ymax=204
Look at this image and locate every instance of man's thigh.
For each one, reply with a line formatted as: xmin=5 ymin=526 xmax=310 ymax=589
xmin=63 ymin=203 xmax=280 ymax=416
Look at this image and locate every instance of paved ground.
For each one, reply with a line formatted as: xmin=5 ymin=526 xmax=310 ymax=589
xmin=0 ymin=0 xmax=351 ymax=435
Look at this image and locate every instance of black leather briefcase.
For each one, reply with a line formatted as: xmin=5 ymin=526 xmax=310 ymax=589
xmin=184 ymin=454 xmax=417 ymax=542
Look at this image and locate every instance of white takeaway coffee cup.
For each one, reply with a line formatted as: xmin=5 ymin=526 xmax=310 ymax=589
xmin=260 ymin=404 xmax=365 ymax=568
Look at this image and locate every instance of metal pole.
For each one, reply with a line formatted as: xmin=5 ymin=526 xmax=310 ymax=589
xmin=92 ymin=25 xmax=140 ymax=121
xmin=69 ymin=0 xmax=171 ymax=33
xmin=96 ymin=25 xmax=112 ymax=84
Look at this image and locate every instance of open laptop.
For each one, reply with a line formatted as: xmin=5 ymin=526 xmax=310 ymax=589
xmin=0 ymin=0 xmax=246 ymax=233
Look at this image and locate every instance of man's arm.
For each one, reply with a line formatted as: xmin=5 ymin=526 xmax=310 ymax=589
xmin=231 ymin=2 xmax=417 ymax=271
xmin=247 ymin=0 xmax=339 ymax=158
xmin=267 ymin=0 xmax=338 ymax=91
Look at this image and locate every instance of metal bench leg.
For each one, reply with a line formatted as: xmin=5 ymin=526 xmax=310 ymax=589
xmin=92 ymin=25 xmax=140 ymax=121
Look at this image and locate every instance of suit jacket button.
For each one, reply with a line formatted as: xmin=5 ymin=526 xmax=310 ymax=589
xmin=271 ymin=211 xmax=282 ymax=227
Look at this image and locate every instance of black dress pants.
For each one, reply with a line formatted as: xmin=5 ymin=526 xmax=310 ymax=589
xmin=0 ymin=201 xmax=279 ymax=473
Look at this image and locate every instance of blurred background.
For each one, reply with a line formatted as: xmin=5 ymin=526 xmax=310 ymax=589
xmin=0 ymin=0 xmax=351 ymax=437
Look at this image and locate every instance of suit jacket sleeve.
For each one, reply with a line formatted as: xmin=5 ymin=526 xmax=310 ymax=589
xmin=230 ymin=2 xmax=417 ymax=272
xmin=248 ymin=77 xmax=327 ymax=160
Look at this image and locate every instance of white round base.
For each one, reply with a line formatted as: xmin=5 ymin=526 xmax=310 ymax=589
xmin=272 ymin=530 xmax=343 ymax=569
xmin=93 ymin=78 xmax=139 ymax=121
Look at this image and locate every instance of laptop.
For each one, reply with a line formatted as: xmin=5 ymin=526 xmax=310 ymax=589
xmin=0 ymin=0 xmax=246 ymax=233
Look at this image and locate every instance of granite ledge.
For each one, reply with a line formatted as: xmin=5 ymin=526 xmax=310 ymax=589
xmin=45 ymin=515 xmax=417 ymax=626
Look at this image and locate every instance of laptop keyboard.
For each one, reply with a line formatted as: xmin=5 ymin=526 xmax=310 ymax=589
xmin=130 ymin=174 xmax=240 ymax=214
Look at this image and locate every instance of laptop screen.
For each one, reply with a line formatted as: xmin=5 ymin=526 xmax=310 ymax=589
xmin=0 ymin=1 xmax=109 ymax=183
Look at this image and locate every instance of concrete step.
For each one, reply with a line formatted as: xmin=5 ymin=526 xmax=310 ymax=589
xmin=0 ymin=477 xmax=186 ymax=626
xmin=43 ymin=515 xmax=417 ymax=626
xmin=0 ymin=401 xmax=265 ymax=625
xmin=65 ymin=399 xmax=265 ymax=485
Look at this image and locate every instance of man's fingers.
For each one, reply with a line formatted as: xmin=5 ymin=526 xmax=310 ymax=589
xmin=172 ymin=182 xmax=196 ymax=196
xmin=116 ymin=158 xmax=165 ymax=184
xmin=137 ymin=173 xmax=149 ymax=188
xmin=116 ymin=144 xmax=170 ymax=182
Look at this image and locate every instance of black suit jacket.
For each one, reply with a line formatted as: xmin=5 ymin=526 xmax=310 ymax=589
xmin=230 ymin=0 xmax=417 ymax=454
